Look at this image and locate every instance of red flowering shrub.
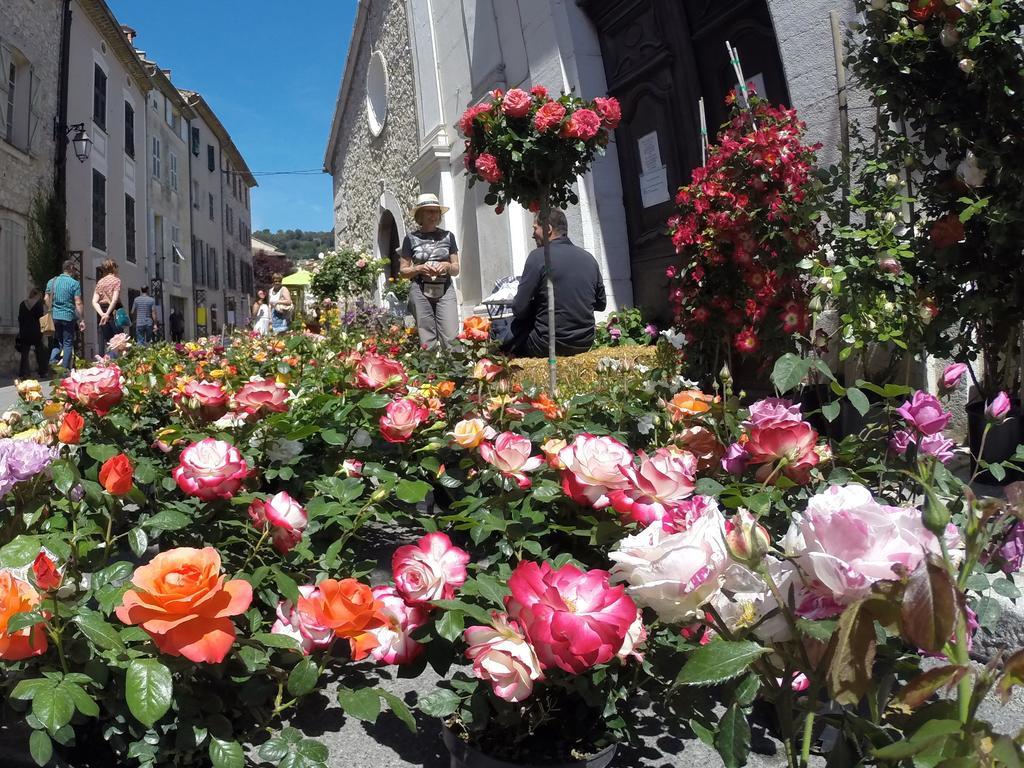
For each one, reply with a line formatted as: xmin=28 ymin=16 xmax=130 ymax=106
xmin=459 ymin=88 xmax=619 ymax=210
xmin=666 ymin=95 xmax=821 ymax=375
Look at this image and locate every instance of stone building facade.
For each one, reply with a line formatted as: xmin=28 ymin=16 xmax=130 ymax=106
xmin=0 ymin=0 xmax=63 ymax=372
xmin=325 ymin=0 xmax=862 ymax=322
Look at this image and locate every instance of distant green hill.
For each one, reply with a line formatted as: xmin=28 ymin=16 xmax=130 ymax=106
xmin=253 ymin=229 xmax=333 ymax=262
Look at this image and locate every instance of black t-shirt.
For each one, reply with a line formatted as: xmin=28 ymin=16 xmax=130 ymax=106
xmin=401 ymin=229 xmax=458 ymax=283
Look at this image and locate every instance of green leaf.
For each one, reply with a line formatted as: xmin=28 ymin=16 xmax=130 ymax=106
xmin=379 ymin=689 xmax=417 ymax=734
xmin=358 ymin=393 xmax=392 ymax=410
xmin=796 ymin=618 xmax=838 ymax=642
xmin=714 ymin=703 xmax=751 ymax=768
xmin=287 ymin=658 xmax=319 ymax=697
xmin=29 ymin=729 xmax=52 ymax=767
xmin=273 ymin=568 xmax=300 ymax=603
xmin=320 ymin=429 xmax=346 ymax=446
xmin=418 ymin=688 xmax=461 ymax=718
xmin=771 ymin=353 xmax=809 ymax=393
xmin=11 ymin=678 xmax=53 ymax=701
xmin=822 ymin=401 xmax=841 ymax=423
xmin=64 ymin=683 xmax=99 ymax=717
xmin=32 ymin=686 xmax=75 ymax=734
xmin=473 ymin=574 xmax=510 ymax=606
xmin=208 ymin=737 xmax=244 ymax=768
xmin=85 ymin=444 xmax=119 ymax=463
xmin=254 ymin=632 xmax=304 ymax=653
xmin=846 ymin=387 xmax=870 ymax=417
xmin=337 ymin=686 xmax=382 ymax=723
xmin=395 ymin=479 xmax=433 ymax=504
xmin=142 ymin=510 xmax=192 ymax=532
xmin=675 ymin=639 xmax=769 ymax=687
xmin=74 ymin=610 xmax=125 ymax=651
xmin=695 ymin=478 xmax=725 ymax=497
xmin=436 ymin=609 xmax=465 ymax=642
xmin=7 ymin=609 xmax=44 ymax=634
xmin=429 ymin=599 xmax=494 ymax=627
xmin=871 ymin=720 xmax=962 ymax=759
xmin=50 ymin=460 xmax=78 ymax=496
xmin=128 ymin=528 xmax=148 ymax=558
xmin=0 ymin=535 xmax=44 ymax=568
xmin=126 ymin=659 xmax=173 ymax=728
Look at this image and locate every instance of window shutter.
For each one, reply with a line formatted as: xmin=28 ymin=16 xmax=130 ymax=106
xmin=28 ymin=67 xmax=42 ymax=152
xmin=0 ymin=44 xmax=10 ymax=106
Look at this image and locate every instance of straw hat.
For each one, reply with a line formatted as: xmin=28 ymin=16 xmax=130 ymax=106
xmin=410 ymin=192 xmax=450 ymax=217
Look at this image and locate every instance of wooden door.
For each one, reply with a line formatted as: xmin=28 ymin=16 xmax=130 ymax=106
xmin=579 ymin=0 xmax=790 ymax=323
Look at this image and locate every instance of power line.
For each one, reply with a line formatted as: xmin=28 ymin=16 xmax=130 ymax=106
xmin=251 ymin=169 xmax=324 ymax=176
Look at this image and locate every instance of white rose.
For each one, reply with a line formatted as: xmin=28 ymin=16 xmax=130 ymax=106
xmin=957 ymin=0 xmax=978 ymax=11
xmin=957 ymin=151 xmax=986 ymax=187
xmin=940 ymin=25 xmax=960 ymax=47
xmin=609 ymin=501 xmax=729 ymax=623
xmin=959 ymin=58 xmax=976 ymax=74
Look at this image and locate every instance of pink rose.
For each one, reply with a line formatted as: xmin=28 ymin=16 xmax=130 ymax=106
xmin=342 ymin=459 xmax=363 ymax=477
xmin=271 ymin=585 xmax=334 ymax=654
xmin=62 ymin=365 xmax=124 ymax=416
xmin=479 ymin=432 xmax=545 ymax=489
xmin=721 ymin=442 xmax=749 ymax=475
xmin=987 ymin=391 xmax=1012 ymax=423
xmin=784 ymin=484 xmax=943 ymax=610
xmin=608 ymin=447 xmax=696 ymax=527
xmin=472 ymin=358 xmax=502 ymax=382
xmin=458 ymin=103 xmax=491 ymax=136
xmin=888 ymin=430 xmax=914 ymax=457
xmin=173 ymin=438 xmax=248 ymax=501
xmin=379 ymin=397 xmax=429 ymax=443
xmin=392 ymin=532 xmax=470 ymax=604
xmin=233 ymin=378 xmax=290 ymax=418
xmin=354 ymin=353 xmax=407 ymax=391
xmin=940 ymin=363 xmax=968 ymax=392
xmin=177 ymin=380 xmax=229 ymax=422
xmin=560 ymin=108 xmax=602 ymax=141
xmin=609 ymin=500 xmax=729 ymax=623
xmin=249 ymin=491 xmax=308 ymax=554
xmin=530 ymin=85 xmax=549 ymax=100
xmin=474 ymin=153 xmax=503 ymax=183
xmin=501 ymin=88 xmax=532 ymax=119
xmin=558 ymin=433 xmax=634 ymax=509
xmin=506 ymin=561 xmax=637 ymax=674
xmin=745 ymin=420 xmax=820 ymax=485
xmin=355 ymin=258 xmax=367 ymax=268
xmin=464 ymin=613 xmax=543 ymax=702
xmin=367 ymin=586 xmax=429 ymax=665
xmin=533 ymin=101 xmax=566 ymax=133
xmin=744 ymin=397 xmax=803 ymax=428
xmin=897 ymin=391 xmax=952 ymax=436
xmin=593 ymin=97 xmax=621 ymax=129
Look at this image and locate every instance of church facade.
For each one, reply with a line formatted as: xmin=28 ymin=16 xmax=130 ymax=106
xmin=324 ymin=0 xmax=860 ymax=320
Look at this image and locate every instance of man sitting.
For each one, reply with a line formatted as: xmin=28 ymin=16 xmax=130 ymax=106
xmin=502 ymin=209 xmax=607 ymax=357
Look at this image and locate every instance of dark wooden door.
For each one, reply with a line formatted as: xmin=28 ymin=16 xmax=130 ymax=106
xmin=579 ymin=0 xmax=790 ymax=323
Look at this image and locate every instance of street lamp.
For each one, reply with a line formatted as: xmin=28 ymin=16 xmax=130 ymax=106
xmin=65 ymin=123 xmax=92 ymax=162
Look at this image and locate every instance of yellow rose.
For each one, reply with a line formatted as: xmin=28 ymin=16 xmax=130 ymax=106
xmin=448 ymin=418 xmax=496 ymax=449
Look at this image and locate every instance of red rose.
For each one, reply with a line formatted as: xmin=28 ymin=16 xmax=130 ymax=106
xmin=474 ymin=153 xmax=503 ymax=184
xmin=930 ymin=214 xmax=965 ymax=248
xmin=561 ymin=108 xmax=602 ymax=141
xmin=32 ymin=552 xmax=62 ymax=591
xmin=58 ymin=410 xmax=84 ymax=444
xmin=501 ymin=88 xmax=532 ymax=119
xmin=99 ymin=453 xmax=134 ymax=496
xmin=533 ymin=101 xmax=566 ymax=133
xmin=908 ymin=0 xmax=940 ymax=21
xmin=593 ymin=97 xmax=621 ymax=129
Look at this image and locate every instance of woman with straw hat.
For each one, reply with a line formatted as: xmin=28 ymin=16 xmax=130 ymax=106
xmin=399 ymin=193 xmax=461 ymax=349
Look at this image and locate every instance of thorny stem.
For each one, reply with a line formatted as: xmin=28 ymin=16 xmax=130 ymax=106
xmin=237 ymin=527 xmax=270 ymax=576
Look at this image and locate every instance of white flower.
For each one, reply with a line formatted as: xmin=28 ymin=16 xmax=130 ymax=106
xmin=940 ymin=24 xmax=960 ymax=47
xmin=956 ymin=0 xmax=978 ymax=11
xmin=213 ymin=411 xmax=249 ymax=429
xmin=637 ymin=414 xmax=656 ymax=435
xmin=661 ymin=329 xmax=687 ymax=349
xmin=956 ymin=151 xmax=986 ymax=187
xmin=266 ymin=438 xmax=304 ymax=463
xmin=959 ymin=58 xmax=976 ymax=74
xmin=352 ymin=428 xmax=373 ymax=448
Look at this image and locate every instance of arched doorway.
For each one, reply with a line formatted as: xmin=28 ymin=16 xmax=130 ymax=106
xmin=378 ymin=210 xmax=401 ymax=279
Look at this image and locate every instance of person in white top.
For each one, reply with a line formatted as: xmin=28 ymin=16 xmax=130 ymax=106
xmin=268 ymin=274 xmax=293 ymax=334
xmin=252 ymin=289 xmax=271 ymax=336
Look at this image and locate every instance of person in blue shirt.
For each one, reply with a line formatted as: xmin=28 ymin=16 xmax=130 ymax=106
xmin=44 ymin=260 xmax=85 ymax=370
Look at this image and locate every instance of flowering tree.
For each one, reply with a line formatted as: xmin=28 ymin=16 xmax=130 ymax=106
xmin=310 ymin=246 xmax=387 ymax=304
xmin=667 ymin=95 xmax=822 ymax=383
xmin=460 ymin=86 xmax=621 ymax=394
xmin=849 ymin=0 xmax=1024 ymax=396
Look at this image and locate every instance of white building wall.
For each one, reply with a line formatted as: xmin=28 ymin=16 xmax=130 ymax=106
xmin=66 ymin=0 xmax=147 ymax=358
xmin=186 ymin=111 xmax=223 ymax=335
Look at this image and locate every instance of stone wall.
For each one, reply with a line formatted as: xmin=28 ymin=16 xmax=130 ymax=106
xmin=330 ymin=0 xmax=420 ymax=255
xmin=0 ymin=0 xmax=63 ymax=376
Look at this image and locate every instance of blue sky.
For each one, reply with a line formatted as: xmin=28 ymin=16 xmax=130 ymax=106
xmin=107 ymin=0 xmax=356 ymax=233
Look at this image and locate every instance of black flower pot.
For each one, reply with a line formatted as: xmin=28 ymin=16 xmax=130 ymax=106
xmin=442 ymin=727 xmax=617 ymax=768
xmin=967 ymin=398 xmax=1024 ymax=485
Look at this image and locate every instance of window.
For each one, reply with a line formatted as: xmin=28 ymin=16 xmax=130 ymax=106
xmin=190 ymin=126 xmax=200 ymax=156
xmin=171 ymin=225 xmax=182 ymax=285
xmin=208 ymin=193 xmax=214 ymax=221
xmin=227 ymin=250 xmax=236 ymax=290
xmin=151 ymin=136 xmax=161 ymax=180
xmin=191 ymin=180 xmax=199 ymax=209
xmin=4 ymin=61 xmax=14 ymax=144
xmin=92 ymin=169 xmax=106 ymax=250
xmin=124 ymin=102 xmax=135 ymax=158
xmin=207 ymin=144 xmax=215 ymax=173
xmin=125 ymin=194 xmax=136 ymax=263
xmin=208 ymin=246 xmax=218 ymax=289
xmin=225 ymin=206 xmax=233 ymax=235
xmin=170 ymin=153 xmax=178 ymax=191
xmin=93 ymin=64 xmax=106 ymax=131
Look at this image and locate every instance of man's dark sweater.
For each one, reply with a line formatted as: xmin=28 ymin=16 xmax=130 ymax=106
xmin=508 ymin=236 xmax=607 ymax=357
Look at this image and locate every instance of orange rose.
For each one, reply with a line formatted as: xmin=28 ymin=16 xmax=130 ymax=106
xmin=115 ymin=547 xmax=253 ymax=663
xmin=58 ymin=411 xmax=85 ymax=444
xmin=667 ymin=390 xmax=717 ymax=422
xmin=673 ymin=426 xmax=725 ymax=472
xmin=0 ymin=571 xmax=47 ymax=660
xmin=462 ymin=316 xmax=491 ymax=342
xmin=436 ymin=380 xmax=456 ymax=398
xmin=99 ymin=453 xmax=134 ymax=496
xmin=530 ymin=393 xmax=563 ymax=420
xmin=297 ymin=578 xmax=385 ymax=660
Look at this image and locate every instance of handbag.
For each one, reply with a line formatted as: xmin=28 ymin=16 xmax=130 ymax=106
xmin=39 ymin=313 xmax=54 ymax=334
xmin=114 ymin=307 xmax=130 ymax=329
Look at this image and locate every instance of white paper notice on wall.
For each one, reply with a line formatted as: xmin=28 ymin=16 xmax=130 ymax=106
xmin=638 ymin=132 xmax=662 ymax=175
xmin=226 ymin=310 xmax=236 ymax=326
xmin=640 ymin=166 xmax=670 ymax=209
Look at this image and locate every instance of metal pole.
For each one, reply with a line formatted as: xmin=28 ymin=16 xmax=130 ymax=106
xmin=698 ymin=97 xmax=708 ymax=166
xmin=540 ymin=199 xmax=557 ymax=398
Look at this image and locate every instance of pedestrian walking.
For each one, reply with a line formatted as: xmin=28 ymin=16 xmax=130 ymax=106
xmin=44 ymin=260 xmax=85 ymax=370
xmin=92 ymin=259 xmax=123 ymax=357
xmin=131 ymin=286 xmax=158 ymax=344
xmin=400 ymin=193 xmax=460 ymax=349
xmin=268 ymin=275 xmax=293 ymax=334
xmin=169 ymin=308 xmax=185 ymax=343
xmin=17 ymin=289 xmax=48 ymax=378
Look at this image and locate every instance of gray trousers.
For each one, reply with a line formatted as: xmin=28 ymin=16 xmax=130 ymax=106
xmin=409 ymin=281 xmax=459 ymax=349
